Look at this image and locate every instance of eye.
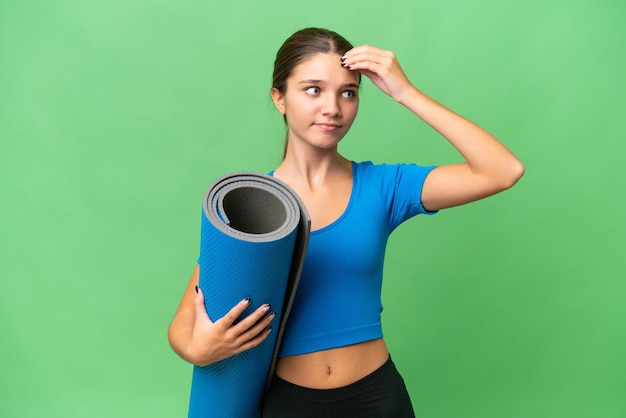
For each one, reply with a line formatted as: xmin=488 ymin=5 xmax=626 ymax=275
xmin=305 ymin=86 xmax=320 ymax=95
xmin=342 ymin=90 xmax=357 ymax=99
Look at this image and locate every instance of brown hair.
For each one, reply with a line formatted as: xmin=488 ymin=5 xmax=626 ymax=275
xmin=272 ymin=28 xmax=360 ymax=157
xmin=272 ymin=27 xmax=358 ymax=93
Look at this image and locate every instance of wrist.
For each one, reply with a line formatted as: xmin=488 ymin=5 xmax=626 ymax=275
xmin=184 ymin=340 xmax=214 ymax=367
xmin=394 ymin=85 xmax=422 ymax=106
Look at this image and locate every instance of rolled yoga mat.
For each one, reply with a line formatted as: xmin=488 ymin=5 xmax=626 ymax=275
xmin=188 ymin=172 xmax=310 ymax=418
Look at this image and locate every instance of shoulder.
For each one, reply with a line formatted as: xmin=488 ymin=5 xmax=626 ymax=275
xmin=353 ymin=160 xmax=437 ymax=184
xmin=353 ymin=160 xmax=395 ymax=177
xmin=352 ymin=161 xmax=439 ymax=228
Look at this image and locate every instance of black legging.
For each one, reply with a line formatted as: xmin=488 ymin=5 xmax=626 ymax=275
xmin=262 ymin=356 xmax=415 ymax=417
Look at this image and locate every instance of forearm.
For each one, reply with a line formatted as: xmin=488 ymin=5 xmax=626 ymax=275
xmin=398 ymin=86 xmax=524 ymax=187
xmin=168 ymin=311 xmax=196 ymax=364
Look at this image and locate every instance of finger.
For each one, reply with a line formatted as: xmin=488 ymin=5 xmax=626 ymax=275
xmin=344 ymin=46 xmax=394 ymax=64
xmin=343 ymin=53 xmax=382 ymax=70
xmin=217 ymin=297 xmax=253 ymax=328
xmin=344 ymin=44 xmax=386 ymax=57
xmin=230 ymin=303 xmax=272 ymax=334
xmin=235 ymin=310 xmax=276 ymax=344
xmin=194 ymin=286 xmax=213 ymax=323
xmin=346 ymin=51 xmax=397 ymax=70
xmin=346 ymin=59 xmax=386 ymax=76
xmin=233 ymin=326 xmax=273 ymax=355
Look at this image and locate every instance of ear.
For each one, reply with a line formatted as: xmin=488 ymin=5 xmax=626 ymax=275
xmin=271 ymin=88 xmax=286 ymax=115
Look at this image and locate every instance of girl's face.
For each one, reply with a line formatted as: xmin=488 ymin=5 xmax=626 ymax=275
xmin=272 ymin=52 xmax=360 ymax=153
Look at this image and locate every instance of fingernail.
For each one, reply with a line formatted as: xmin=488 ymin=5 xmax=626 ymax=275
xmin=268 ymin=311 xmax=276 ymax=319
xmin=244 ymin=297 xmax=251 ymax=304
xmin=264 ymin=303 xmax=271 ymax=311
xmin=195 ymin=285 xmax=198 ymax=294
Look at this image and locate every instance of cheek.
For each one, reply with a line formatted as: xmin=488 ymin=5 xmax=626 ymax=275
xmin=285 ymin=96 xmax=313 ymax=117
xmin=345 ymin=101 xmax=359 ymax=120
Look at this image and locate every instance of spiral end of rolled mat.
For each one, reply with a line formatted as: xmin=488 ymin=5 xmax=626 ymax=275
xmin=188 ymin=172 xmax=310 ymax=418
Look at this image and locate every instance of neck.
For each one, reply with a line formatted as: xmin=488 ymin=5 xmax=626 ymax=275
xmin=275 ymin=144 xmax=351 ymax=189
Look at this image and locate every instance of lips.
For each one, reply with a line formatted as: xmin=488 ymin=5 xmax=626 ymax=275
xmin=314 ymin=123 xmax=342 ymax=131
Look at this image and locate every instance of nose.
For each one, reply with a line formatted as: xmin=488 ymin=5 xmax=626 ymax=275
xmin=322 ymin=94 xmax=341 ymax=118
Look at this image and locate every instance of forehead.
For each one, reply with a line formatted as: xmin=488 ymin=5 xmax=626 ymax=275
xmin=289 ymin=52 xmax=359 ymax=85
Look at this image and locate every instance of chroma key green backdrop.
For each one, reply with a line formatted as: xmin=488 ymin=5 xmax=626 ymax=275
xmin=1 ymin=0 xmax=624 ymax=417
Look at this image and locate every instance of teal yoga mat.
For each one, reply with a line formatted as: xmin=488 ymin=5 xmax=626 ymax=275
xmin=188 ymin=172 xmax=310 ymax=418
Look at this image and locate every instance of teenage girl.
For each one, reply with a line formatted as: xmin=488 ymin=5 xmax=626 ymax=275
xmin=168 ymin=27 xmax=524 ymax=417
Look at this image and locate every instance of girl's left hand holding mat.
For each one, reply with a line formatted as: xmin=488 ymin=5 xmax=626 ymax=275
xmin=168 ymin=264 xmax=276 ymax=367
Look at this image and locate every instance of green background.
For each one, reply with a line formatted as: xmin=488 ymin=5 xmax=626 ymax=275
xmin=1 ymin=0 xmax=624 ymax=416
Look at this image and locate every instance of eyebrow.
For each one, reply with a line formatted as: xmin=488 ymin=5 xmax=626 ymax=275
xmin=298 ymin=79 xmax=360 ymax=88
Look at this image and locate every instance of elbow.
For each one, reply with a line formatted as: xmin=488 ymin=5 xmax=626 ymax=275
xmin=167 ymin=322 xmax=176 ymax=349
xmin=499 ymin=159 xmax=525 ymax=190
xmin=167 ymin=322 xmax=181 ymax=356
